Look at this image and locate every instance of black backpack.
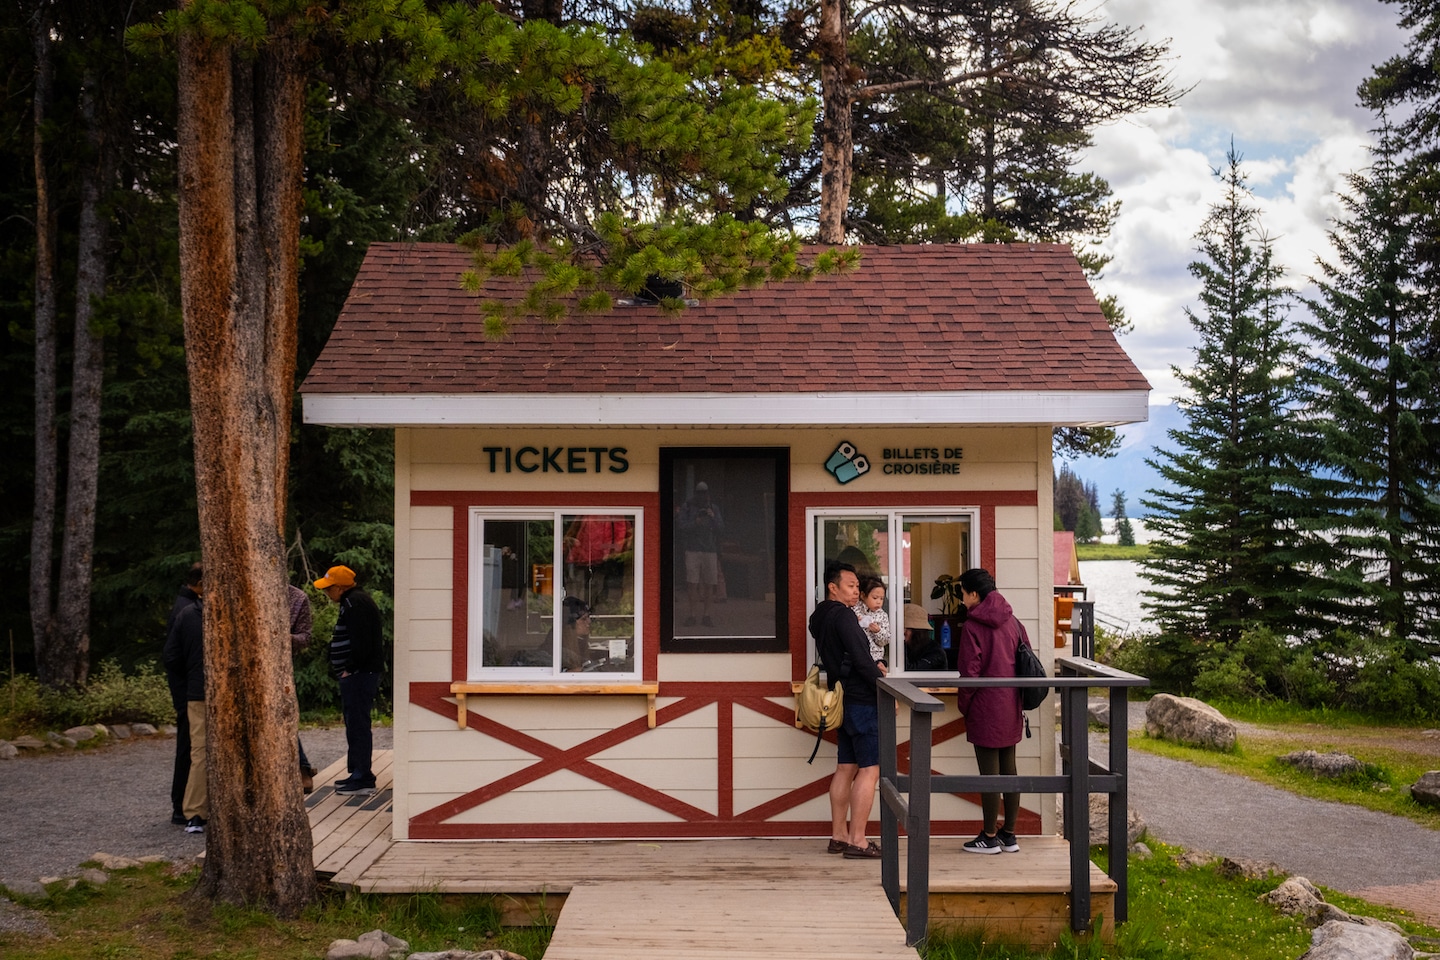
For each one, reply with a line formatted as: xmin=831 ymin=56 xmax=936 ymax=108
xmin=1015 ymin=634 xmax=1048 ymax=711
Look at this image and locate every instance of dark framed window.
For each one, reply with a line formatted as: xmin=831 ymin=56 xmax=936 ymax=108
xmin=661 ymin=448 xmax=788 ymax=653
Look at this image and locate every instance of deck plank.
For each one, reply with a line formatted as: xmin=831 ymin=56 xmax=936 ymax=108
xmin=543 ymin=881 xmax=917 ymax=960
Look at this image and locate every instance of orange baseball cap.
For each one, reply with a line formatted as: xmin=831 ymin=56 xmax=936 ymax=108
xmin=314 ymin=565 xmax=356 ymax=589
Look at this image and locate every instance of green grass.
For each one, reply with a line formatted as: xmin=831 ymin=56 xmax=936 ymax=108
xmin=1130 ymin=730 xmax=1440 ymax=831
xmin=0 ymin=863 xmax=551 ymax=960
xmin=1075 ymin=543 xmax=1152 ymax=561
xmin=5 ymin=847 xmax=1437 ymax=960
xmin=919 ymin=841 xmax=1439 ymax=959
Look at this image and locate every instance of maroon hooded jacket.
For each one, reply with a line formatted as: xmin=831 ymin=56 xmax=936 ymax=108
xmin=955 ymin=590 xmax=1025 ymax=748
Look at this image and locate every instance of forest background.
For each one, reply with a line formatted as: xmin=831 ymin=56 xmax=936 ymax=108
xmin=2 ymin=0 xmax=1438 ymax=721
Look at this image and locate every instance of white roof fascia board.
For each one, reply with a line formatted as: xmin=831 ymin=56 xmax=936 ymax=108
xmin=303 ymin=390 xmax=1149 ymax=428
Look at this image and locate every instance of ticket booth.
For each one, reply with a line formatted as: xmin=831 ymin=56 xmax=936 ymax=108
xmin=301 ymin=241 xmax=1149 ymax=842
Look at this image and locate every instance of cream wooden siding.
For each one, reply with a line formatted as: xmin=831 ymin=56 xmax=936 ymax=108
xmin=392 ymin=424 xmax=1058 ymax=836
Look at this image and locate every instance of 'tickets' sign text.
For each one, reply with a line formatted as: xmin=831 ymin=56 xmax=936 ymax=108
xmin=482 ymin=446 xmax=629 ymax=474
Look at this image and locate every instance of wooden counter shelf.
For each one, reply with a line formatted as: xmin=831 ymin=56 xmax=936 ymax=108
xmin=448 ymin=682 xmax=661 ymax=729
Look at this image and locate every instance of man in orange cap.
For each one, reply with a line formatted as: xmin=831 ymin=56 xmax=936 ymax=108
xmin=315 ymin=564 xmax=384 ymax=795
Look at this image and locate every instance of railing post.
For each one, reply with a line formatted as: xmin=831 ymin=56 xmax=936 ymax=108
xmin=907 ymin=710 xmax=932 ymax=948
xmin=1108 ymin=682 xmax=1130 ymax=922
xmin=1071 ymin=601 xmax=1095 ymax=659
xmin=1068 ymin=682 xmax=1092 ymax=933
xmin=879 ymin=683 xmax=900 ymax=914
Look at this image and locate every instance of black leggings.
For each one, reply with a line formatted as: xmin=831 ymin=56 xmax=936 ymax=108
xmin=973 ymin=744 xmax=1020 ymax=835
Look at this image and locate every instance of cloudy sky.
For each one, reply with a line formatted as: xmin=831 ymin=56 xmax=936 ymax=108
xmin=1085 ymin=0 xmax=1411 ymax=402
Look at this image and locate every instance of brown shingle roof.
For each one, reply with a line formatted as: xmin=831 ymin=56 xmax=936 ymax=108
xmin=300 ymin=242 xmax=1148 ymax=396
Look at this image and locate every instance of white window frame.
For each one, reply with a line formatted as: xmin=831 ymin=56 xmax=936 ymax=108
xmin=805 ymin=507 xmax=979 ymax=678
xmin=467 ymin=506 xmax=643 ymax=681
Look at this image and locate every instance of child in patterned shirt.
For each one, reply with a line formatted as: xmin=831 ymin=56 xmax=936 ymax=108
xmin=852 ymin=576 xmax=892 ymax=670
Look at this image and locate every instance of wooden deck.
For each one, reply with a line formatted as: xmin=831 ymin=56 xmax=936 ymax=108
xmin=308 ymin=751 xmax=1114 ymax=952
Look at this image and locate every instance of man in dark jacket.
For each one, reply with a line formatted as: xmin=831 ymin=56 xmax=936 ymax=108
xmin=809 ymin=559 xmax=887 ymax=859
xmin=162 ymin=563 xmax=207 ymax=833
xmin=315 ymin=564 xmax=384 ymax=795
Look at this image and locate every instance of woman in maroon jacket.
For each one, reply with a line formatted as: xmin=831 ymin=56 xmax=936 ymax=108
xmin=955 ymin=568 xmax=1026 ymax=854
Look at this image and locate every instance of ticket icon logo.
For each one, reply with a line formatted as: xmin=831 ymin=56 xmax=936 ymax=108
xmin=824 ymin=441 xmax=871 ymax=485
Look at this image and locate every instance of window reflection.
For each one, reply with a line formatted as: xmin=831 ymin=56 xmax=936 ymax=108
xmin=667 ymin=452 xmax=784 ymax=651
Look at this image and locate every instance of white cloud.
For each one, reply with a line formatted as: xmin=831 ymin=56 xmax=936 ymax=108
xmin=1084 ymin=0 xmax=1409 ymax=403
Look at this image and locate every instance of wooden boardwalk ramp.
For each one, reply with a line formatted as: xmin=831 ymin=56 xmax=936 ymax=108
xmin=544 ymin=879 xmax=917 ymax=960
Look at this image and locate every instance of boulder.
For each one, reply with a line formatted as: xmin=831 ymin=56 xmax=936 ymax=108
xmin=1279 ymin=751 xmax=1366 ymax=778
xmin=63 ymin=725 xmax=99 ymax=742
xmin=1176 ymin=851 xmax=1215 ymax=870
xmin=1263 ymin=876 xmax=1324 ymax=916
xmin=1087 ymin=699 xmax=1111 ymax=728
xmin=1217 ymin=856 xmax=1283 ymax=881
xmin=1132 ymin=841 xmax=1153 ymax=860
xmin=1410 ymin=772 xmax=1440 ymax=810
xmin=45 ymin=732 xmax=76 ymax=749
xmin=1145 ymin=693 xmax=1237 ymax=750
xmin=77 ymin=869 xmax=108 ymax=886
xmin=1084 ymin=794 xmax=1146 ymax=846
xmin=91 ymin=853 xmax=143 ymax=871
xmin=0 ymin=741 xmax=17 ymax=760
xmin=11 ymin=736 xmax=46 ymax=752
xmin=131 ymin=723 xmax=158 ymax=737
xmin=1302 ymin=919 xmax=1414 ymax=960
xmin=326 ymin=939 xmax=391 ymax=960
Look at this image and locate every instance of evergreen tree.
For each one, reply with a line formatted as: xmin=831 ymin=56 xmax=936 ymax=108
xmin=1297 ymin=124 xmax=1440 ymax=658
xmin=1112 ymin=489 xmax=1135 ymax=547
xmin=1141 ymin=148 xmax=1313 ymax=684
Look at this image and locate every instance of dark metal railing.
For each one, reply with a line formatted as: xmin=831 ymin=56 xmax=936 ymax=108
xmin=877 ymin=658 xmax=1148 ymax=947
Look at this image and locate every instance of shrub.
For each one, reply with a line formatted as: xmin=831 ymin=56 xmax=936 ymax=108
xmin=0 ymin=660 xmax=175 ymax=736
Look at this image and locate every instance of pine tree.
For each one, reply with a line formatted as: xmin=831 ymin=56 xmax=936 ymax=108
xmin=1111 ymin=489 xmax=1135 ymax=547
xmin=1297 ymin=123 xmax=1440 ymax=658
xmin=1141 ymin=148 xmax=1313 ymax=682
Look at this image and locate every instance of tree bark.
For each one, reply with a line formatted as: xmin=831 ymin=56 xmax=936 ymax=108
xmin=53 ymin=74 xmax=111 ymax=688
xmin=817 ymin=0 xmax=852 ymax=243
xmin=177 ymin=14 xmax=314 ymax=914
xmin=29 ymin=1 xmax=60 ymax=683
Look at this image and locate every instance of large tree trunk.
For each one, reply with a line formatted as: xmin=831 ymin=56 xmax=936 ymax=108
xmin=177 ymin=15 xmax=314 ymax=914
xmin=816 ymin=0 xmax=852 ymax=243
xmin=53 ymin=75 xmax=111 ymax=688
xmin=29 ymin=1 xmax=60 ymax=683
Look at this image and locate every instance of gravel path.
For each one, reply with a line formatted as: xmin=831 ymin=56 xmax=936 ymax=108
xmin=0 ymin=725 xmax=391 ymax=893
xmin=1117 ymin=701 xmax=1440 ymax=925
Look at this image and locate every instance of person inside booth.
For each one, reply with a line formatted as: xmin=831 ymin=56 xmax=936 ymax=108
xmin=560 ymin=596 xmax=594 ymax=672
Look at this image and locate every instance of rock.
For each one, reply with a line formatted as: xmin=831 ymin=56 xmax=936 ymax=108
xmin=1084 ymin=794 xmax=1146 ymax=846
xmin=408 ymin=952 xmax=528 ymax=960
xmin=63 ymin=725 xmax=100 ymax=742
xmin=1279 ymin=750 xmax=1367 ymax=778
xmin=324 ymin=929 xmax=410 ymax=960
xmin=1410 ymin=772 xmax=1440 ymax=810
xmin=78 ymin=868 xmax=108 ymax=886
xmin=327 ymin=940 xmax=391 ymax=960
xmin=2 ymin=879 xmax=47 ymax=898
xmin=40 ymin=877 xmax=78 ymax=891
xmin=1132 ymin=841 xmax=1153 ymax=859
xmin=91 ymin=853 xmax=143 ymax=871
xmin=110 ymin=724 xmax=132 ymax=740
xmin=1302 ymin=919 xmax=1414 ymax=960
xmin=11 ymin=736 xmax=46 ymax=752
xmin=153 ymin=724 xmax=173 ymax=737
xmin=45 ymin=733 xmax=76 ymax=749
xmin=0 ymin=741 xmax=17 ymax=760
xmin=1217 ymin=856 xmax=1284 ymax=881
xmin=1176 ymin=851 xmax=1215 ymax=870
xmin=1144 ymin=693 xmax=1237 ymax=750
xmin=1264 ymin=876 xmax=1325 ymax=917
xmin=1087 ymin=699 xmax=1111 ymax=728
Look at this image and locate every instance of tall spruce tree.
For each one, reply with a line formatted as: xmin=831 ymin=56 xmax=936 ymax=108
xmin=1297 ymin=124 xmax=1440 ymax=657
xmin=1111 ymin=489 xmax=1135 ymax=547
xmin=1141 ymin=148 xmax=1312 ymax=684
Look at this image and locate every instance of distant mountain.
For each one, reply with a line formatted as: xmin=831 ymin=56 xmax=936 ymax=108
xmin=1064 ymin=403 xmax=1183 ymax=517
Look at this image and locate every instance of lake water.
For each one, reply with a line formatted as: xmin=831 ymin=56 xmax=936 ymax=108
xmin=1075 ymin=559 xmax=1153 ymax=635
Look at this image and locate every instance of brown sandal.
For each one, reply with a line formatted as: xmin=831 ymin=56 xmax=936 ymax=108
xmin=843 ymin=841 xmax=882 ymax=859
